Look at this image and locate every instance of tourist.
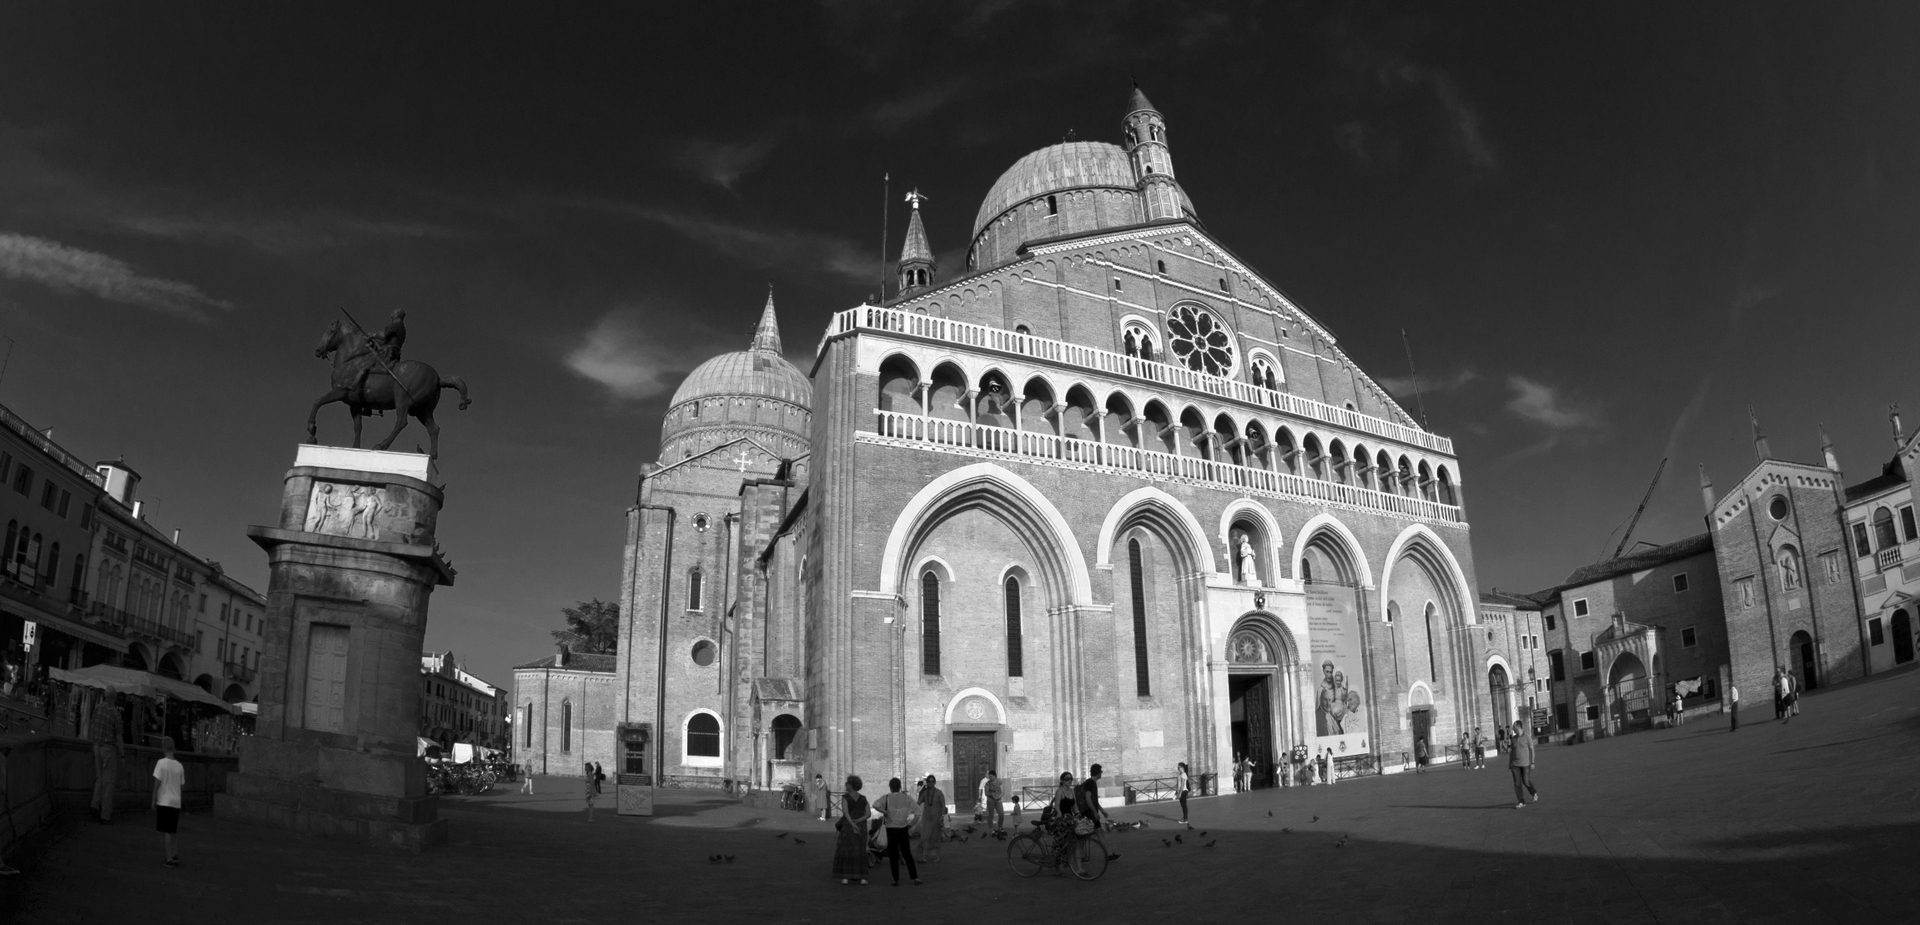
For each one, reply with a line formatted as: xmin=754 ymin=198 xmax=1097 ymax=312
xmin=152 ymin=736 xmax=185 ymax=868
xmin=1237 ymin=754 xmax=1254 ymax=791
xmin=1508 ymin=721 xmax=1538 ymax=809
xmin=1051 ymin=771 xmax=1075 ymax=820
xmin=89 ymin=692 xmax=124 ymax=824
xmin=916 ymin=775 xmax=946 ymax=863
xmin=873 ymin=777 xmax=921 ymax=886
xmin=1229 ymin=752 xmax=1242 ymax=792
xmin=593 ymin=761 xmax=606 ymax=794
xmin=1774 ymin=668 xmax=1790 ymax=722
xmin=1673 ymin=690 xmax=1686 ymax=726
xmin=1471 ymin=727 xmax=1486 ymax=769
xmin=814 ymin=773 xmax=830 ymax=821
xmin=1414 ymin=737 xmax=1429 ymax=773
xmin=1175 ymin=761 xmax=1192 ymax=826
xmin=981 ymin=770 xmax=1004 ymax=834
xmin=832 ymin=775 xmax=870 ymax=885
xmin=1787 ymin=670 xmax=1800 ymax=718
xmin=1075 ymin=764 xmax=1110 ymax=827
xmin=1729 ymin=684 xmax=1740 ymax=732
xmin=520 ymin=762 xmax=534 ymax=794
xmin=1316 ymin=748 xmax=1330 ymax=785
xmin=583 ymin=764 xmax=597 ymax=822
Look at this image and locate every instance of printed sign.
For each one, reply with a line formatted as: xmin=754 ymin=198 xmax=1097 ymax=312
xmin=21 ymin=620 xmax=35 ymax=649
xmin=1304 ymin=586 xmax=1367 ymax=754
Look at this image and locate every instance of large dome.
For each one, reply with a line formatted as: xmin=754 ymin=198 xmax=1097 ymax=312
xmin=968 ymin=140 xmax=1197 ymax=271
xmin=972 ymin=142 xmax=1140 ymax=241
xmin=658 ymin=294 xmax=812 ymax=462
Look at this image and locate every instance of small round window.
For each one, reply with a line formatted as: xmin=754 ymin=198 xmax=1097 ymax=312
xmin=694 ymin=514 xmax=711 ymax=532
xmin=691 ymin=640 xmax=716 ymax=666
xmin=1167 ymin=303 xmax=1235 ymax=377
xmin=1768 ymin=496 xmax=1789 ymax=521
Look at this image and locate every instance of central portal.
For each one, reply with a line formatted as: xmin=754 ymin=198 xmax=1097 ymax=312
xmin=951 ymin=731 xmax=995 ymax=812
xmin=1228 ymin=674 xmax=1275 ymax=789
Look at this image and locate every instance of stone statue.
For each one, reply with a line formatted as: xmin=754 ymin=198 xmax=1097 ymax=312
xmin=1236 ymin=533 xmax=1258 ymax=587
xmin=307 ymin=313 xmax=472 ymax=459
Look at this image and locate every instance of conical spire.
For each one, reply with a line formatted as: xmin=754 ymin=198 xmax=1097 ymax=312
xmin=1819 ymin=423 xmax=1841 ymax=472
xmin=751 ymin=287 xmax=782 ymax=355
xmin=1127 ymin=81 xmax=1158 ymax=116
xmin=897 ymin=189 xmax=936 ymax=295
xmin=901 ymin=201 xmax=933 ymax=265
xmin=1749 ymin=406 xmax=1772 ymax=461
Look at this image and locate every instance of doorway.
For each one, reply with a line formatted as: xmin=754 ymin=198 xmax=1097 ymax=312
xmin=1228 ymin=674 xmax=1275 ymax=789
xmin=1409 ymin=707 xmax=1433 ymax=765
xmin=1791 ymin=630 xmax=1819 ymax=691
xmin=1488 ymin=665 xmax=1512 ymax=727
xmin=951 ymin=732 xmax=995 ymax=812
xmin=1893 ymin=610 xmax=1914 ymax=664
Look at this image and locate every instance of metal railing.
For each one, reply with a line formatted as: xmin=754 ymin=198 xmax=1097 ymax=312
xmin=1017 ymin=785 xmax=1056 ymax=814
xmin=828 ymin=305 xmax=1454 ymax=454
xmin=869 ymin=411 xmax=1465 ymax=524
xmin=90 ymin=602 xmax=195 ymax=648
xmin=225 ymin=661 xmax=255 ymax=683
xmin=1123 ymin=773 xmax=1215 ymax=804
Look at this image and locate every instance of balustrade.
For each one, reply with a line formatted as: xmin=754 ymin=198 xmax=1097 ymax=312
xmin=870 ymin=411 xmax=1463 ymax=524
xmin=1878 ymin=547 xmax=1903 ymax=572
xmin=830 ymin=306 xmax=1453 ymax=454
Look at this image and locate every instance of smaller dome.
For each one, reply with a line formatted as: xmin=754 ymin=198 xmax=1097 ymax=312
xmin=658 ymin=293 xmax=812 ymax=461
xmin=669 ymin=350 xmax=811 ymax=409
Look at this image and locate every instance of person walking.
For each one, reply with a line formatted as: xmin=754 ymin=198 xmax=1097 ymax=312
xmin=1317 ymin=748 xmax=1331 ymax=785
xmin=1673 ymin=689 xmax=1686 ymax=727
xmin=88 ymin=692 xmax=124 ymax=824
xmin=1175 ymin=762 xmax=1192 ymax=826
xmin=1471 ymin=727 xmax=1486 ymax=769
xmin=873 ymin=777 xmax=921 ymax=886
xmin=1050 ymin=771 xmax=1076 ymax=820
xmin=1773 ymin=668 xmax=1789 ymax=722
xmin=814 ymin=773 xmax=830 ymax=821
xmin=981 ymin=770 xmax=1005 ymax=834
xmin=1414 ymin=737 xmax=1429 ymax=773
xmin=832 ymin=775 xmax=871 ymax=885
xmin=583 ymin=764 xmax=597 ymax=822
xmin=1507 ymin=720 xmax=1538 ymax=808
xmin=152 ymin=736 xmax=185 ymax=868
xmin=917 ymin=775 xmax=947 ymax=863
xmin=520 ymin=762 xmax=535 ymax=795
xmin=1729 ymin=683 xmax=1741 ymax=732
xmin=593 ymin=761 xmax=606 ymax=794
xmin=1075 ymin=764 xmax=1111 ymax=828
xmin=1787 ymin=670 xmax=1800 ymax=718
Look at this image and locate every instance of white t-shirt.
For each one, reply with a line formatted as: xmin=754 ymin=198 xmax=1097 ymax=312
xmin=153 ymin=757 xmax=186 ymax=809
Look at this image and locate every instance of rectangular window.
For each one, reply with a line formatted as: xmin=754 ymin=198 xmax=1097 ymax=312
xmin=1553 ymin=703 xmax=1570 ymax=729
xmin=1852 ymin=522 xmax=1872 ymax=557
xmin=1585 ymin=704 xmax=1599 ymax=722
xmin=1548 ymin=651 xmax=1565 ymax=681
xmin=1703 ymin=678 xmax=1719 ymax=700
xmin=1903 ymin=506 xmax=1918 ymax=542
xmin=199 ymin=594 xmax=207 ymax=612
xmin=0 ymin=452 xmax=10 ymax=482
xmin=56 ymin=490 xmax=71 ymax=518
xmin=1531 ymin=634 xmax=1539 ymax=650
xmin=1573 ymin=598 xmax=1589 ymax=617
xmin=40 ymin=482 xmax=57 ymax=510
xmin=1869 ymin=618 xmax=1885 ymax=646
xmin=1681 ymin=627 xmax=1697 ymax=648
xmin=1579 ymin=651 xmax=1596 ymax=672
xmin=218 ymin=640 xmax=227 ymax=659
xmin=1545 ymin=612 xmax=1556 ymax=631
xmin=79 ymin=503 xmax=93 ymax=530
xmin=12 ymin=465 xmax=31 ymax=495
xmin=1112 ymin=277 xmax=1122 ymax=291
xmin=1672 ymin=573 xmax=1689 ymax=593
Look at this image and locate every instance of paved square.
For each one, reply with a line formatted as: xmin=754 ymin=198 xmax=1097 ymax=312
xmin=7 ymin=667 xmax=1917 ymax=924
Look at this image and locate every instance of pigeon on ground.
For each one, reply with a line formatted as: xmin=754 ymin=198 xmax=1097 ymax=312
xmin=1174 ymin=834 xmax=1183 ymax=844
xmin=1311 ymin=815 xmax=1320 ymax=822
xmin=774 ymin=833 xmax=788 ymax=839
xmin=1107 ymin=853 xmax=1121 ymax=861
xmin=724 ymin=855 xmax=737 ymax=862
xmin=1161 ymin=839 xmax=1171 ymax=847
xmin=1267 ymin=810 xmax=1273 ymax=817
xmin=1202 ymin=840 xmax=1217 ymax=848
xmin=709 ymin=855 xmax=722 ymax=863
xmin=1335 ymin=839 xmax=1347 ymax=849
xmin=1282 ymin=827 xmax=1293 ymax=833
xmin=1199 ymin=831 xmax=1208 ymax=838
xmin=794 ymin=838 xmax=806 ymax=845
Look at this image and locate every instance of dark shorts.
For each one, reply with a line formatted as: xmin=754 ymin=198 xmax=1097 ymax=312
xmin=155 ymin=805 xmax=180 ymax=834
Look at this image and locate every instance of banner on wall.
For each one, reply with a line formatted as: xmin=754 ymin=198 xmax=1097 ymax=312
xmin=1304 ymin=586 xmax=1368 ymax=755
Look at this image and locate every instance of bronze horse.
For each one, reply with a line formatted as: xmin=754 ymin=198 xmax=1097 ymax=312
xmin=308 ymin=319 xmax=471 ymax=458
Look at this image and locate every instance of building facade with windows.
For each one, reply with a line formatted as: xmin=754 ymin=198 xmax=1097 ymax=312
xmin=516 ymin=87 xmax=1491 ymax=803
xmin=420 ymin=651 xmax=507 ymax=755
xmin=511 ymin=645 xmax=617 ymax=774
xmin=1477 ymin=590 xmax=1552 ymax=733
xmin=0 ymin=403 xmax=114 ymax=680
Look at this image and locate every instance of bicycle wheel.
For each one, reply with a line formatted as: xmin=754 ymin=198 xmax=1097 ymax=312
xmin=1006 ymin=833 xmax=1048 ymax=878
xmin=1068 ymin=832 xmax=1109 ymax=881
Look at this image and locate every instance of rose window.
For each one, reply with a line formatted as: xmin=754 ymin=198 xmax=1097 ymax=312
xmin=1167 ymin=304 xmax=1235 ymax=377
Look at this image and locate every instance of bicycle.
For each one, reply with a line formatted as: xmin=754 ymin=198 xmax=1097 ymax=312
xmin=1005 ymin=816 xmax=1109 ymax=881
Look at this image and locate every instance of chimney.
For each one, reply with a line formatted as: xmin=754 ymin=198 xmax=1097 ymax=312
xmin=1819 ymin=423 xmax=1840 ymax=473
xmin=132 ymin=500 xmax=144 ymax=520
xmin=1893 ymin=403 xmax=1906 ymax=450
xmin=1698 ymin=463 xmax=1715 ymax=514
xmin=94 ymin=458 xmax=142 ymax=506
xmin=172 ymin=528 xmax=181 ymax=545
xmin=556 ymin=641 xmax=570 ymax=667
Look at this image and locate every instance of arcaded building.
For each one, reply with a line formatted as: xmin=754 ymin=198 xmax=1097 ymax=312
xmin=519 ymin=88 xmax=1493 ymax=803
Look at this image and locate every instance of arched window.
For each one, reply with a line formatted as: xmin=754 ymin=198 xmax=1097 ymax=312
xmin=1250 ymin=355 xmax=1280 ymax=392
xmin=771 ymin=713 xmax=802 ymax=759
xmin=1156 ymin=260 xmax=1167 ymax=274
xmin=1874 ymin=507 xmax=1898 ymax=551
xmin=0 ymin=520 xmax=14 ymax=579
xmin=69 ymin=553 xmax=84 ymax=601
xmin=1047 ymin=194 xmax=1058 ymax=215
xmin=19 ymin=533 xmax=40 ymax=586
xmin=1129 ymin=539 xmax=1151 ymax=696
xmin=687 ymin=567 xmax=703 ymax=611
xmin=523 ymin=704 xmax=533 ymax=748
xmin=921 ymin=571 xmax=942 ymax=675
xmin=44 ymin=542 xmax=58 ymax=589
xmin=686 ymin=712 xmax=721 ymax=760
xmin=561 ymin=700 xmax=572 ymax=752
xmin=1778 ymin=546 xmax=1802 ymax=591
xmin=1004 ymin=576 xmax=1024 ymax=678
xmin=1424 ymin=602 xmax=1440 ymax=681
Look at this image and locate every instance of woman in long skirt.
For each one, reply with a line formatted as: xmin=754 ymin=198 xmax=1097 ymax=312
xmin=832 ymin=775 xmax=870 ymax=885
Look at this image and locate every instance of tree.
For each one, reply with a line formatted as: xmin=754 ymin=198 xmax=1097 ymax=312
xmin=552 ymin=599 xmax=619 ymax=654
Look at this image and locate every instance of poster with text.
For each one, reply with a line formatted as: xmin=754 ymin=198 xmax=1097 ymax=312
xmin=1305 ymin=586 xmax=1368 ymax=756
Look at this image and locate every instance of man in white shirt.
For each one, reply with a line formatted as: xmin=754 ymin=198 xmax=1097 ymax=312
xmin=152 ymin=736 xmax=185 ymax=868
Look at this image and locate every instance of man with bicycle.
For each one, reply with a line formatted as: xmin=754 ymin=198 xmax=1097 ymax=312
xmin=1074 ymin=764 xmax=1111 ymax=828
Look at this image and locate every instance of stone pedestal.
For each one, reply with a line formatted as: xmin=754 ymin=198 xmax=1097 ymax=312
xmin=214 ymin=445 xmax=455 ymax=851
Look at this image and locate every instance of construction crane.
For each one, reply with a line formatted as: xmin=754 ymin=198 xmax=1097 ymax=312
xmin=1610 ymin=457 xmax=1669 ymax=561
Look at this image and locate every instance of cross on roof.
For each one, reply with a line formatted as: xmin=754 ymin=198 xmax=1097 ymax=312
xmin=733 ymin=448 xmax=754 ymax=472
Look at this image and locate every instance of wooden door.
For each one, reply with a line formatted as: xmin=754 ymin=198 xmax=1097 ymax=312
xmin=1894 ymin=611 xmax=1914 ymax=664
xmin=303 ymin=624 xmax=350 ymax=733
xmin=1410 ymin=708 xmax=1432 ymax=762
xmin=951 ymin=732 xmax=994 ymax=811
xmin=1244 ymin=675 xmax=1274 ymax=788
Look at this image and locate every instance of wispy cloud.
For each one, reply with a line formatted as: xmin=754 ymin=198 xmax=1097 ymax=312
xmin=866 ymin=77 xmax=972 ymax=133
xmin=118 ymin=212 xmax=458 ymax=255
xmin=669 ymin=136 xmax=779 ymax=192
xmin=1506 ymin=375 xmax=1601 ymax=431
xmin=564 ymin=309 xmax=705 ymax=401
xmin=570 ymin=200 xmax=875 ymax=285
xmin=0 ymin=232 xmax=231 ymax=321
xmin=1379 ymin=368 xmax=1477 ymax=398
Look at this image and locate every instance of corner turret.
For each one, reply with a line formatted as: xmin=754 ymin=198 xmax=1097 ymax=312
xmin=1123 ymin=84 xmax=1180 ymax=221
xmin=897 ymin=189 xmax=936 ymax=296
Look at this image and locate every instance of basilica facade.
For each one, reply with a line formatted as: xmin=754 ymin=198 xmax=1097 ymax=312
xmin=515 ymin=88 xmax=1492 ymax=805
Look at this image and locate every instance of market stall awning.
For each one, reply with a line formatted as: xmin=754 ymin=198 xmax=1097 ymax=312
xmin=50 ymin=665 xmax=237 ymax=712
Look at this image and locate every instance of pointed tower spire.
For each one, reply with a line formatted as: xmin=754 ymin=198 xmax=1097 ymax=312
xmin=1123 ymin=82 xmax=1182 ymax=222
xmin=1749 ymin=406 xmax=1772 ymax=461
xmin=897 ymin=189 xmax=936 ymax=296
xmin=1819 ymin=423 xmax=1841 ymax=472
xmin=751 ymin=286 xmax=782 ymax=355
xmin=1892 ymin=402 xmax=1906 ymax=449
xmin=1698 ymin=463 xmax=1716 ymax=514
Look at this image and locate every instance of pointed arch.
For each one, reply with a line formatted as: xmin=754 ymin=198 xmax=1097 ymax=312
xmin=1093 ymin=486 xmax=1218 ymax=576
xmin=1218 ymin=499 xmax=1283 ymax=584
xmin=877 ymin=463 xmax=1092 ymax=606
xmin=1378 ymin=524 xmax=1475 ymax=633
xmin=1290 ymin=514 xmax=1375 ymax=588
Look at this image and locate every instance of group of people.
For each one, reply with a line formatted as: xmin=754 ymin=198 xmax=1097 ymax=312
xmin=1725 ymin=666 xmax=1805 ymax=733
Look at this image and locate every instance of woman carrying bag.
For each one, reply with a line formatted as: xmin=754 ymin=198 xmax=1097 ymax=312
xmin=832 ymin=775 xmax=871 ymax=885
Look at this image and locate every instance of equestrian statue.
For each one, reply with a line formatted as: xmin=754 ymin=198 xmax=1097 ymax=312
xmin=307 ymin=309 xmax=471 ymax=459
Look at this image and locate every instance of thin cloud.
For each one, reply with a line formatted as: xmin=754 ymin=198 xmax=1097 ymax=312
xmin=669 ymin=136 xmax=779 ymax=192
xmin=1379 ymin=368 xmax=1477 ymax=398
xmin=571 ymin=200 xmax=874 ymax=285
xmin=119 ymin=213 xmax=458 ymax=255
xmin=564 ymin=309 xmax=705 ymax=401
xmin=1505 ymin=375 xmax=1602 ymax=433
xmin=866 ymin=77 xmax=972 ymax=133
xmin=0 ymin=232 xmax=231 ymax=321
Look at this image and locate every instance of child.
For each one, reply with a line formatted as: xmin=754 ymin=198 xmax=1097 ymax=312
xmin=153 ymin=736 xmax=185 ymax=868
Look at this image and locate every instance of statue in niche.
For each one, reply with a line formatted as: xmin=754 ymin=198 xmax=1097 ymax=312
xmin=1236 ymin=532 xmax=1259 ymax=587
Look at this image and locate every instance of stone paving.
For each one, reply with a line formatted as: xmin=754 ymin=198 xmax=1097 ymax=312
xmin=6 ymin=665 xmax=1919 ymax=925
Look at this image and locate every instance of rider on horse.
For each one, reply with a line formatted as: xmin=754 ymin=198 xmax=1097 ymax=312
xmin=350 ymin=309 xmax=408 ymax=404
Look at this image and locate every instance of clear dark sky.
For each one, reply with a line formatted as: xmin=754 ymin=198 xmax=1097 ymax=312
xmin=3 ymin=3 xmax=1917 ymax=687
